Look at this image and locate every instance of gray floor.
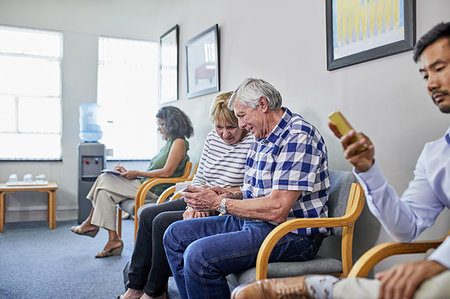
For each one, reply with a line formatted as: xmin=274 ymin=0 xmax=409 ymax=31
xmin=0 ymin=219 xmax=180 ymax=299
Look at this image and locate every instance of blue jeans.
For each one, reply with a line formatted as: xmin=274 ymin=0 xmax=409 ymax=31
xmin=163 ymin=215 xmax=321 ymax=299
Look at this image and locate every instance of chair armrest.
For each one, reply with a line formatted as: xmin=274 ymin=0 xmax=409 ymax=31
xmin=133 ymin=176 xmax=190 ymax=240
xmin=135 ymin=177 xmax=192 ymax=214
xmin=170 ymin=190 xmax=184 ymax=201
xmin=155 ymin=162 xmax=198 ymax=205
xmin=255 ymin=183 xmax=365 ymax=280
xmin=156 ymin=186 xmax=177 ymax=204
xmin=347 ymin=233 xmax=448 ymax=278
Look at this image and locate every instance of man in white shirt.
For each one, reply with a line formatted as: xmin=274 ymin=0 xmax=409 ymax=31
xmin=232 ymin=21 xmax=450 ymax=299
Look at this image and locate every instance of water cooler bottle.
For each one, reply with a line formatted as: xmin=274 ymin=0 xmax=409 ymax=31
xmin=77 ymin=103 xmax=106 ymax=223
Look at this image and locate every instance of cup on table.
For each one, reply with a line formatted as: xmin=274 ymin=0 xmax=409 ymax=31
xmin=8 ymin=174 xmax=18 ymax=184
xmin=36 ymin=174 xmax=47 ymax=183
xmin=23 ymin=173 xmax=33 ymax=183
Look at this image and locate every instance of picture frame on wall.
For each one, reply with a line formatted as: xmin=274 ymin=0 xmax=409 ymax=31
xmin=326 ymin=0 xmax=416 ymax=71
xmin=185 ymin=24 xmax=219 ymax=98
xmin=159 ymin=25 xmax=179 ymax=103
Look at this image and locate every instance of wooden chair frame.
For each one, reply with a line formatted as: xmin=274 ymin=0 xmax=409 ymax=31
xmin=347 ymin=230 xmax=450 ymax=278
xmin=156 ymin=162 xmax=198 ymax=204
xmin=255 ymin=183 xmax=366 ymax=280
xmin=117 ymin=161 xmax=193 ymax=240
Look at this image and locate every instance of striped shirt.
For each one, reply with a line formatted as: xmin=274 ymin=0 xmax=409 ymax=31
xmin=192 ymin=130 xmax=254 ymax=188
xmin=243 ymin=108 xmax=330 ymax=235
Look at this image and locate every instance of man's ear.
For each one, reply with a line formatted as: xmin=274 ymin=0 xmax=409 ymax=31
xmin=259 ymin=96 xmax=269 ymax=112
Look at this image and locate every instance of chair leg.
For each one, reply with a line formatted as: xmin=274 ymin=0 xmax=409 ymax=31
xmin=117 ymin=208 xmax=122 ymax=238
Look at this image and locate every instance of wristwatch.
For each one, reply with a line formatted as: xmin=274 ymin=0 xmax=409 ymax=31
xmin=218 ymin=198 xmax=228 ymax=214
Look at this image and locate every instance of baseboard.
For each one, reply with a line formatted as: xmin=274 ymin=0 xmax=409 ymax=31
xmin=4 ymin=205 xmax=77 ymax=223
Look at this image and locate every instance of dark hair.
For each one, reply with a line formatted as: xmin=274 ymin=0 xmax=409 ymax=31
xmin=413 ymin=22 xmax=450 ymax=62
xmin=156 ymin=106 xmax=194 ymax=140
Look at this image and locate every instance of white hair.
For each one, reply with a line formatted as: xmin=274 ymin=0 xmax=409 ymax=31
xmin=229 ymin=78 xmax=282 ymax=110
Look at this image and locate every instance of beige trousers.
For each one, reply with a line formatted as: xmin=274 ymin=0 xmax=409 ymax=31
xmin=86 ymin=173 xmax=158 ymax=231
xmin=333 ymin=270 xmax=450 ymax=299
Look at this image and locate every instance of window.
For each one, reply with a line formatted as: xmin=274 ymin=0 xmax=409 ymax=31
xmin=0 ymin=26 xmax=62 ymax=160
xmin=97 ymin=37 xmax=158 ymax=160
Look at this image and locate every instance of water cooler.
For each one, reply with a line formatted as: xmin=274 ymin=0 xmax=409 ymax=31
xmin=77 ymin=143 xmax=106 ymax=223
xmin=77 ymin=103 xmax=105 ymax=223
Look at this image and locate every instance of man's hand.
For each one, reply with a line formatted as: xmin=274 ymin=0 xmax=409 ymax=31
xmin=209 ymin=186 xmax=236 ymax=197
xmin=182 ymin=185 xmax=222 ymax=211
xmin=328 ymin=122 xmax=375 ymax=172
xmin=183 ymin=207 xmax=211 ymax=220
xmin=376 ymin=260 xmax=447 ymax=299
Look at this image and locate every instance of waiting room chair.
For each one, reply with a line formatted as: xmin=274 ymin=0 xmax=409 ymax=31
xmin=227 ymin=170 xmax=381 ymax=287
xmin=155 ymin=162 xmax=198 ymax=204
xmin=117 ymin=161 xmax=193 ymax=240
xmin=347 ymin=230 xmax=450 ymax=278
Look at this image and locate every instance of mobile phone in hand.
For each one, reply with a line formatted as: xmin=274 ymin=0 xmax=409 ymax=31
xmin=328 ymin=111 xmax=367 ymax=153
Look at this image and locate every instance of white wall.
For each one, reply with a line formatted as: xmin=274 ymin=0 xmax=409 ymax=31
xmin=0 ymin=0 xmax=448 ymax=272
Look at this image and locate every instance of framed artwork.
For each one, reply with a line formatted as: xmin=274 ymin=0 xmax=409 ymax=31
xmin=159 ymin=25 xmax=179 ymax=103
xmin=185 ymin=24 xmax=220 ymax=98
xmin=326 ymin=0 xmax=416 ymax=71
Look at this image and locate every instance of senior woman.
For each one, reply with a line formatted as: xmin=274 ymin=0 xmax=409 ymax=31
xmin=120 ymin=92 xmax=254 ymax=299
xmin=71 ymin=106 xmax=193 ymax=258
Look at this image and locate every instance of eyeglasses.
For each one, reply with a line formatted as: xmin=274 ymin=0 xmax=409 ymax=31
xmin=157 ymin=122 xmax=165 ymax=128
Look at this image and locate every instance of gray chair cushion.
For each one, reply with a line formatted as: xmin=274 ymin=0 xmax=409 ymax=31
xmin=227 ymin=256 xmax=342 ymax=287
xmin=118 ymin=199 xmax=157 ymax=217
xmin=118 ymin=199 xmax=135 ymax=216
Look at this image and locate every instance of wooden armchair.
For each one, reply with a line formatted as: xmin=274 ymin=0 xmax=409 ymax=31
xmin=227 ymin=171 xmax=381 ymax=287
xmin=155 ymin=162 xmax=198 ymax=204
xmin=347 ymin=230 xmax=450 ymax=278
xmin=116 ymin=161 xmax=193 ymax=240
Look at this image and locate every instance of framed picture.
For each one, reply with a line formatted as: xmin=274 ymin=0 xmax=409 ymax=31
xmin=326 ymin=0 xmax=416 ymax=71
xmin=159 ymin=25 xmax=179 ymax=103
xmin=185 ymin=24 xmax=220 ymax=98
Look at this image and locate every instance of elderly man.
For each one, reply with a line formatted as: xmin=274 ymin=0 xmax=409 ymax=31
xmin=163 ymin=78 xmax=330 ymax=299
xmin=232 ymin=22 xmax=450 ymax=299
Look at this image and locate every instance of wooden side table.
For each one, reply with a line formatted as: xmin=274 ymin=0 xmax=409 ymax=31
xmin=0 ymin=182 xmax=58 ymax=232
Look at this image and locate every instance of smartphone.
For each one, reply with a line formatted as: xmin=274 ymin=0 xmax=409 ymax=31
xmin=328 ymin=111 xmax=367 ymax=153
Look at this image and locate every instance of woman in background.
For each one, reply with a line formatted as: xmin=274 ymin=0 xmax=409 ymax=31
xmin=121 ymin=92 xmax=254 ymax=299
xmin=71 ymin=106 xmax=193 ymax=258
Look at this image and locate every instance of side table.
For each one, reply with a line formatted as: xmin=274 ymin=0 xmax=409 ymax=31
xmin=0 ymin=182 xmax=58 ymax=232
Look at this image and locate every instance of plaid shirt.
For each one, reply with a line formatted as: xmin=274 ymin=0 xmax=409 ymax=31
xmin=242 ymin=108 xmax=330 ymax=235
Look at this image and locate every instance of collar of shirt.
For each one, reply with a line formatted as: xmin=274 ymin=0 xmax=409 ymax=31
xmin=445 ymin=126 xmax=450 ymax=145
xmin=256 ymin=107 xmax=295 ymax=145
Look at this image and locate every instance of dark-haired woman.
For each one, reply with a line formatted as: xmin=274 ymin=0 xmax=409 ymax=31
xmin=71 ymin=106 xmax=193 ymax=258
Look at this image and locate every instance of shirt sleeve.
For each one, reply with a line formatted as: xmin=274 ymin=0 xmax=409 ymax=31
xmin=429 ymin=236 xmax=450 ymax=269
xmin=354 ymin=157 xmax=445 ymax=243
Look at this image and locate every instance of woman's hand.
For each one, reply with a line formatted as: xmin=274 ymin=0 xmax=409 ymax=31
xmin=114 ymin=166 xmax=127 ymax=173
xmin=120 ymin=170 xmax=141 ymax=180
xmin=183 ymin=207 xmax=211 ymax=220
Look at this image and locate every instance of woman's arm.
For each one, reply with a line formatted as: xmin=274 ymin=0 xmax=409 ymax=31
xmin=121 ymin=138 xmax=187 ymax=179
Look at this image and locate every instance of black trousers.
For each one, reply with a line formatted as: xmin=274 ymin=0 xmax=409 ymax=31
xmin=126 ymin=198 xmax=186 ymax=297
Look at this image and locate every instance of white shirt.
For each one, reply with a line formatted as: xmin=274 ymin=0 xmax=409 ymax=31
xmin=354 ymin=126 xmax=450 ymax=269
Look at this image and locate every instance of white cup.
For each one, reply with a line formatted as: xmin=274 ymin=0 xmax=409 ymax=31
xmin=23 ymin=173 xmax=33 ymax=183
xmin=36 ymin=174 xmax=47 ymax=183
xmin=8 ymin=174 xmax=18 ymax=183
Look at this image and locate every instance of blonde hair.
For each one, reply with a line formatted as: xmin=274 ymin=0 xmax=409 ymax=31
xmin=210 ymin=91 xmax=238 ymax=125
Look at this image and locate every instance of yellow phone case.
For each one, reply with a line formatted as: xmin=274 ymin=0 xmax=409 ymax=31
xmin=328 ymin=111 xmax=367 ymax=153
xmin=328 ymin=111 xmax=354 ymax=135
